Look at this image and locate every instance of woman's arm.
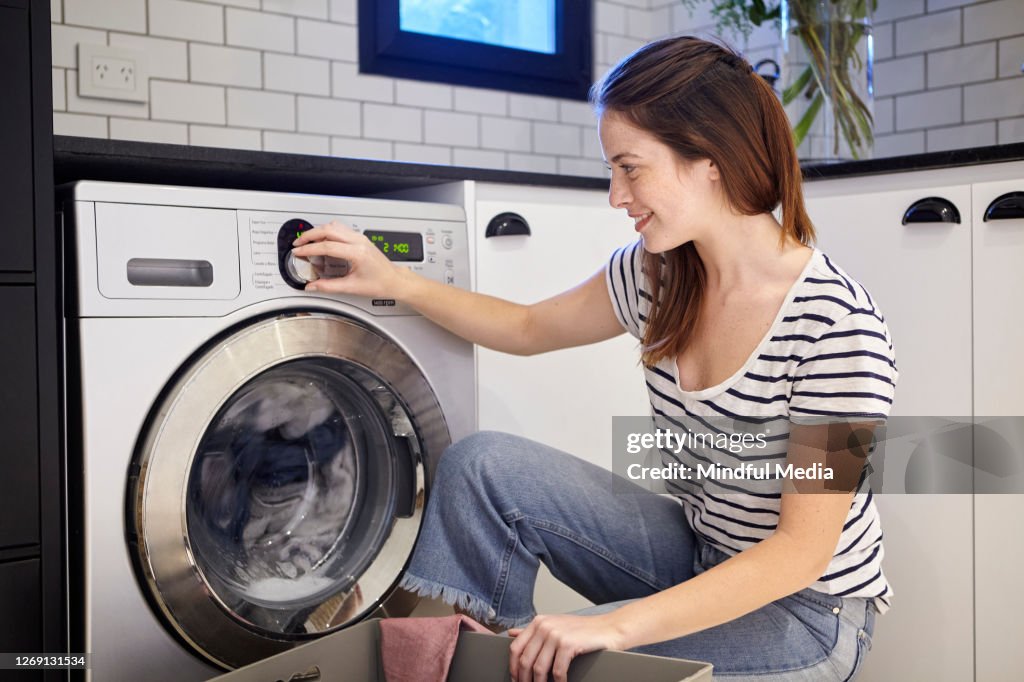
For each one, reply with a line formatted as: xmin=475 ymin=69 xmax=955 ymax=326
xmin=606 ymin=491 xmax=854 ymax=649
xmin=508 ymin=421 xmax=870 ymax=682
xmin=606 ymin=420 xmax=867 ymax=647
xmin=292 ymin=221 xmax=625 ymax=356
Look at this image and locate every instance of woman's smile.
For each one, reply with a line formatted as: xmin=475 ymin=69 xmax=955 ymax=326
xmin=632 ymin=212 xmax=653 ymax=231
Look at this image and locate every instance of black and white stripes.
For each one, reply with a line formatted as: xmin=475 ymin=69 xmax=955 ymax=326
xmin=606 ymin=239 xmax=899 ymax=614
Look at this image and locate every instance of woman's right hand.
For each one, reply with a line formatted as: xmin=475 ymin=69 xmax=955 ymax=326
xmin=291 ymin=221 xmax=408 ymax=299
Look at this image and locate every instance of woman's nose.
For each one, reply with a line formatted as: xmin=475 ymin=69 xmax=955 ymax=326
xmin=608 ymin=175 xmax=631 ymax=209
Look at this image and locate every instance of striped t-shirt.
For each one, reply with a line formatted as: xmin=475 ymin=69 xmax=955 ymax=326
xmin=606 ymin=239 xmax=898 ymax=614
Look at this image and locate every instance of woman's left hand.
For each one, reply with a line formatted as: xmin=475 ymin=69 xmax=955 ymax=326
xmin=507 ymin=613 xmax=625 ymax=682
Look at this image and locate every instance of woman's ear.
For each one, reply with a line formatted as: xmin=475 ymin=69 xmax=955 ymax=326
xmin=706 ymin=159 xmax=721 ymax=182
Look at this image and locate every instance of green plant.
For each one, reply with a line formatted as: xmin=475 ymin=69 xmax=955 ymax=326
xmin=678 ymin=0 xmax=877 ymax=159
xmin=678 ymin=0 xmax=781 ymax=40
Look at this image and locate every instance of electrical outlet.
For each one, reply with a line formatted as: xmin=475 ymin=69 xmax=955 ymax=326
xmin=78 ymin=44 xmax=149 ymax=103
xmin=93 ymin=56 xmax=136 ymax=91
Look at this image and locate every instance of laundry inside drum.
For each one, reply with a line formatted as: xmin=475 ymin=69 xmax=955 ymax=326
xmin=183 ymin=359 xmax=399 ymax=624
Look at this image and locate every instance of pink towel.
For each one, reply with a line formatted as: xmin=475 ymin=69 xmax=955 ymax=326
xmin=380 ymin=614 xmax=492 ymax=682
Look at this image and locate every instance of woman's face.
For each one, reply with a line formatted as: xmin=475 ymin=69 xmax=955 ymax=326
xmin=598 ymin=111 xmax=724 ymax=253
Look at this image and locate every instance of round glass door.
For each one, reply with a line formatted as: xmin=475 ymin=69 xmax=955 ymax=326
xmin=188 ymin=358 xmax=410 ymax=633
xmin=129 ymin=312 xmax=449 ymax=669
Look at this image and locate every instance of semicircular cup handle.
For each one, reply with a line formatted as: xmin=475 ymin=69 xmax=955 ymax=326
xmin=485 ymin=212 xmax=531 ymax=238
xmin=902 ymin=197 xmax=961 ymax=225
xmin=983 ymin=191 xmax=1024 ymax=222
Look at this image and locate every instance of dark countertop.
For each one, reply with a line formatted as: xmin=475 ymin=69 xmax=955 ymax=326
xmin=54 ymin=136 xmax=1024 ymax=196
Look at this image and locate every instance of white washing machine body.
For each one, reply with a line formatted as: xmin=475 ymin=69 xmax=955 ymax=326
xmin=62 ymin=181 xmax=476 ymax=681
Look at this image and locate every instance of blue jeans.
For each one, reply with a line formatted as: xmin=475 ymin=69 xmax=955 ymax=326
xmin=399 ymin=431 xmax=876 ymax=680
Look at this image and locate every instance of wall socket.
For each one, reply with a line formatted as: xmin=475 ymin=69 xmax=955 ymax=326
xmin=77 ymin=43 xmax=149 ymax=103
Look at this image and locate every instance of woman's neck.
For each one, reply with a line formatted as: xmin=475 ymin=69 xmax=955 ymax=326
xmin=691 ymin=213 xmax=810 ymax=294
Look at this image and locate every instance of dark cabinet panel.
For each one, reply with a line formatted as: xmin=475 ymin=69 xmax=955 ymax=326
xmin=0 ymin=287 xmax=38 ymax=547
xmin=0 ymin=6 xmax=35 ymax=272
xmin=0 ymin=558 xmax=42 ymax=681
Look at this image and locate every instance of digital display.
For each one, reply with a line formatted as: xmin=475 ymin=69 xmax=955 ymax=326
xmin=364 ymin=230 xmax=424 ymax=262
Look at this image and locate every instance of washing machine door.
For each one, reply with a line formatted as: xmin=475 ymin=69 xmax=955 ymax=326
xmin=128 ymin=312 xmax=448 ymax=669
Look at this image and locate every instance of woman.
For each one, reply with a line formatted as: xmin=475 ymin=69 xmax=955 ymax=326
xmin=292 ymin=36 xmax=896 ymax=682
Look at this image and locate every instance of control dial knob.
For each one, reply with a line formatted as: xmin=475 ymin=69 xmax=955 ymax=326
xmin=285 ymin=250 xmax=319 ymax=284
xmin=278 ymin=218 xmax=317 ymax=290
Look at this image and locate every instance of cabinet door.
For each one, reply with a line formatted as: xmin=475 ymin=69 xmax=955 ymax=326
xmin=0 ymin=558 xmax=42 ymax=680
xmin=474 ymin=183 xmax=650 ymax=615
xmin=972 ymin=178 xmax=1024 ymax=682
xmin=0 ymin=5 xmax=34 ymax=272
xmin=474 ymin=183 xmax=649 ymax=469
xmin=0 ymin=287 xmax=39 ymax=547
xmin=804 ymin=182 xmax=974 ymax=682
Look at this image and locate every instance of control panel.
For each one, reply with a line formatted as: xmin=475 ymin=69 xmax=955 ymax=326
xmin=64 ymin=181 xmax=470 ymax=318
xmin=244 ymin=210 xmax=469 ymax=316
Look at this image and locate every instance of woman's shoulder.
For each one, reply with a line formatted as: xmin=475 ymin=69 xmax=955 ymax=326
xmin=797 ymin=249 xmax=891 ymax=330
xmin=804 ymin=249 xmax=880 ymax=309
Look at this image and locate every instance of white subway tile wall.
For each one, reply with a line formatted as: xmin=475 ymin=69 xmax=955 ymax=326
xmin=926 ymin=121 xmax=997 ymax=151
xmin=152 ymin=80 xmax=224 ymax=124
xmin=189 ymin=43 xmax=261 ymax=88
xmin=927 ymin=43 xmax=996 ymax=88
xmin=226 ymin=88 xmax=294 ymax=129
xmin=393 ymin=142 xmax=451 ymax=165
xmin=362 ymin=103 xmax=422 ymax=143
xmin=263 ymin=130 xmax=330 ymax=155
xmin=52 ymin=0 xmax=1024 ymax=171
xmin=330 ymin=135 xmax=392 ymax=160
xmin=874 ymin=22 xmax=894 ymax=61
xmin=109 ymin=34 xmax=189 ymax=80
xmin=52 ymin=67 xmax=65 ymax=111
xmin=188 ymin=124 xmax=261 ymax=149
xmin=297 ymin=96 xmax=359 ymax=136
xmin=895 ymin=87 xmax=962 ymax=130
xmin=264 ymin=53 xmax=331 ymax=95
xmin=148 ymin=0 xmax=225 ymax=44
xmin=453 ymin=147 xmax=506 ymax=171
xmin=425 ymin=110 xmax=479 ymax=147
xmin=54 ymin=111 xmax=108 ymax=137
xmin=110 ymin=117 xmax=189 ymax=144
xmin=261 ymin=0 xmax=328 ymax=20
xmin=998 ymin=116 xmax=1024 ymax=143
xmin=481 ymin=116 xmax=532 ymax=152
xmin=63 ymin=0 xmax=146 ymax=33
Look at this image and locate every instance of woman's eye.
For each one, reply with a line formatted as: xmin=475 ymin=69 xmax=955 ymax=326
xmin=621 ymin=165 xmax=636 ymax=175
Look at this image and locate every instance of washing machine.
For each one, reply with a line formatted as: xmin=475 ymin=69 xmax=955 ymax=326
xmin=61 ymin=181 xmax=476 ymax=680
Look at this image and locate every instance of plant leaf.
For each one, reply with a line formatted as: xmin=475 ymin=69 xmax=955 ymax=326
xmin=793 ymin=91 xmax=824 ymax=149
xmin=783 ymin=66 xmax=814 ymax=106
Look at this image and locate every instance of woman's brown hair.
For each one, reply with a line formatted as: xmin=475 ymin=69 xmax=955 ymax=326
xmin=590 ymin=36 xmax=815 ymax=368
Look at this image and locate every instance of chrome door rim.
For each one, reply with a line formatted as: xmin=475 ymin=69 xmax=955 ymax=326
xmin=130 ymin=311 xmax=449 ymax=669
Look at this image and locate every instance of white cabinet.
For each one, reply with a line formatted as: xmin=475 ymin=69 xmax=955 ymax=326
xmin=803 ymin=181 xmax=974 ymax=682
xmin=971 ymin=178 xmax=1024 ymax=682
xmin=473 ymin=182 xmax=650 ymax=468
xmin=804 ymin=162 xmax=1024 ymax=682
xmin=472 ymin=182 xmax=650 ymax=614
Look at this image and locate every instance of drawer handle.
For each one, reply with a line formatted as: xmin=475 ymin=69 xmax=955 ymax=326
xmin=127 ymin=258 xmax=214 ymax=287
xmin=902 ymin=197 xmax=961 ymax=225
xmin=983 ymin=191 xmax=1024 ymax=221
xmin=485 ymin=212 xmax=531 ymax=238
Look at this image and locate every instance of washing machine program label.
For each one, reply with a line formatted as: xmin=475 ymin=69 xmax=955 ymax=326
xmin=250 ymin=218 xmax=287 ymax=290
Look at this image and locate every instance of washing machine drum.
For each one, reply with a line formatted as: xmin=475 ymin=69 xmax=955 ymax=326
xmin=127 ymin=312 xmax=449 ymax=670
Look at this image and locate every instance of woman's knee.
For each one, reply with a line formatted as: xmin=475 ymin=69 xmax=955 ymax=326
xmin=436 ymin=430 xmax=517 ymax=479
